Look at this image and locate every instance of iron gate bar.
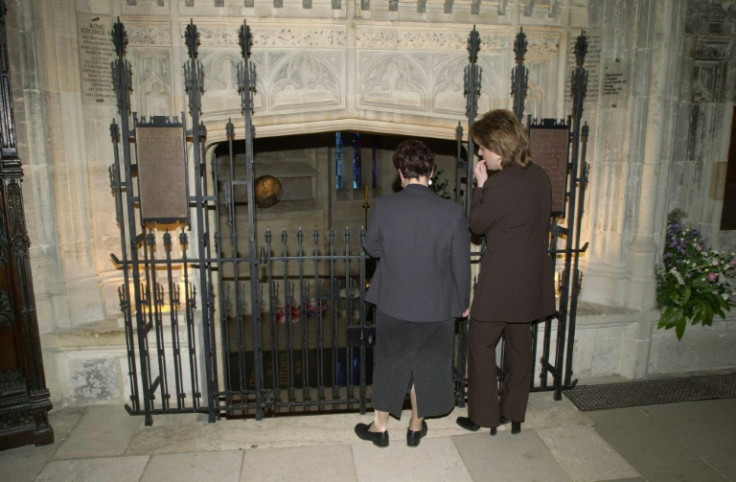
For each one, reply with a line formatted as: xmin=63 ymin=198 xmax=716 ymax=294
xmin=180 ymin=234 xmax=203 ymax=411
xmin=110 ymin=20 xmax=157 ymax=426
xmin=552 ymin=31 xmax=590 ymax=399
xmin=219 ymin=120 xmax=240 ymax=412
xmin=237 ymin=20 xmax=264 ymax=420
xmin=565 ymin=123 xmax=590 ymax=388
xmin=183 ymin=21 xmax=219 ymax=423
xmin=109 ymin=120 xmax=141 ymax=415
xmin=454 ymin=122 xmax=464 ymax=207
xmin=144 ymin=231 xmax=169 ymax=410
xmin=462 ymin=26 xmax=481 ymax=219
xmin=162 ymin=231 xmax=184 ymax=409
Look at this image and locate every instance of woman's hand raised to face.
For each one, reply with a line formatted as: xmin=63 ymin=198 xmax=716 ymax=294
xmin=473 ymin=160 xmax=489 ymax=187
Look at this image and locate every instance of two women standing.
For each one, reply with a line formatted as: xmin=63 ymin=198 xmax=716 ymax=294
xmin=356 ymin=109 xmax=555 ymax=447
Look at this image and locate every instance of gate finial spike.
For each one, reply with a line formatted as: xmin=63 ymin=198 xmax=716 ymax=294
xmin=185 ymin=20 xmax=200 ymax=59
xmin=467 ymin=26 xmax=481 ymax=64
xmin=112 ymin=18 xmax=127 ymax=57
xmin=574 ymin=31 xmax=588 ymax=68
xmin=239 ymin=21 xmax=253 ymax=60
xmin=514 ymin=27 xmax=528 ymax=64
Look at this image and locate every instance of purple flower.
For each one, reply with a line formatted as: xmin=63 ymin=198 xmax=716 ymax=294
xmin=708 ymin=272 xmax=718 ymax=282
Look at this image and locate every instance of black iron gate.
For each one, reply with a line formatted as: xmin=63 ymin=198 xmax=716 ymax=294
xmin=109 ymin=20 xmax=588 ymax=426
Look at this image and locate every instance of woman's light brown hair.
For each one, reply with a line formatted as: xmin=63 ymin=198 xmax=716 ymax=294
xmin=470 ymin=109 xmax=532 ymax=168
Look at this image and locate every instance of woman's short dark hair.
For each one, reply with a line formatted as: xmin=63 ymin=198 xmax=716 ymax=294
xmin=470 ymin=109 xmax=532 ymax=168
xmin=393 ymin=139 xmax=435 ymax=179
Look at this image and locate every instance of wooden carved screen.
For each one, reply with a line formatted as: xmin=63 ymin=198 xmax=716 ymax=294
xmin=0 ymin=0 xmax=54 ymax=450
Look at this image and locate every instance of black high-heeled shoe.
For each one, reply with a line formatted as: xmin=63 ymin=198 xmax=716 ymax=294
xmin=355 ymin=422 xmax=389 ymax=447
xmin=456 ymin=416 xmax=480 ymax=432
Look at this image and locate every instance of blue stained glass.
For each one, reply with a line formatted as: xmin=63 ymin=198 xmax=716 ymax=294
xmin=335 ymin=132 xmax=344 ymax=190
xmin=352 ymin=133 xmax=362 ymax=190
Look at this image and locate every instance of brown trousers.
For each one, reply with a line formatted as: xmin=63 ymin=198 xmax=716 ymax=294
xmin=467 ymin=318 xmax=533 ymax=427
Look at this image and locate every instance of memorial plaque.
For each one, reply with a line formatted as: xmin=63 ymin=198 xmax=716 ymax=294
xmin=77 ymin=13 xmax=115 ymax=105
xmin=529 ymin=125 xmax=569 ymax=216
xmin=136 ymin=125 xmax=188 ymax=226
xmin=602 ymin=58 xmax=630 ymax=108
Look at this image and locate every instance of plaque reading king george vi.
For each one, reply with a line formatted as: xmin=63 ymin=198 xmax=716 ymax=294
xmin=136 ymin=123 xmax=188 ymax=226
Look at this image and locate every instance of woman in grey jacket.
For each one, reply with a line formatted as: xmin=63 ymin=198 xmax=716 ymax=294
xmin=355 ymin=139 xmax=471 ymax=448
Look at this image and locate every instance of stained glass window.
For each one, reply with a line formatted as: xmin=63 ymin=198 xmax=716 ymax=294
xmin=335 ymin=132 xmax=344 ymax=190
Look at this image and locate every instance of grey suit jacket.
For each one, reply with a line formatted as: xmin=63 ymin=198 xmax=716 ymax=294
xmin=363 ymin=184 xmax=471 ymax=322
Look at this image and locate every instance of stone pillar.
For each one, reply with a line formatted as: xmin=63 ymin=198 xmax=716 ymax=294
xmin=626 ymin=2 xmax=685 ymax=311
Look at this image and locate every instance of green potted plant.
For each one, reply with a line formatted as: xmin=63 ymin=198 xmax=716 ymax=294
xmin=656 ymin=209 xmax=736 ymax=339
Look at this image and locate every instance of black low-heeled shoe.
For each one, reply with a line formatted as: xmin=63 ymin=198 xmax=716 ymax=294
xmin=511 ymin=421 xmax=521 ymax=434
xmin=406 ymin=420 xmax=428 ymax=447
xmin=456 ymin=416 xmax=481 ymax=432
xmin=355 ymin=422 xmax=389 ymax=447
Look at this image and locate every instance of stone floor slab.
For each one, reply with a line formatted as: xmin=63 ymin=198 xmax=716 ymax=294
xmin=141 ymin=450 xmax=243 ymax=481
xmin=36 ymin=456 xmax=149 ymax=482
xmin=0 ymin=409 xmax=84 ymax=481
xmin=49 ymin=407 xmax=87 ymax=443
xmin=0 ymin=442 xmax=57 ymax=481
xmin=523 ymin=392 xmax=593 ymax=430
xmin=242 ymin=444 xmax=356 ymax=481
xmin=452 ymin=431 xmax=571 ymax=482
xmin=702 ymin=452 xmax=736 ymax=481
xmin=640 ymin=399 xmax=736 ymax=458
xmin=127 ymin=411 xmax=365 ymax=454
xmin=54 ymin=405 xmax=143 ymax=459
xmin=587 ymin=406 xmax=728 ymax=482
xmin=536 ymin=425 xmax=640 ymax=481
xmin=353 ymin=436 xmax=471 ymax=482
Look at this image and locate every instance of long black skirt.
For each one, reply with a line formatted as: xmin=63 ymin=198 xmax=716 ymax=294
xmin=371 ymin=310 xmax=455 ymax=419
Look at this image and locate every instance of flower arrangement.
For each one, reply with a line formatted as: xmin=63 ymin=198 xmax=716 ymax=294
xmin=656 ymin=209 xmax=736 ymax=339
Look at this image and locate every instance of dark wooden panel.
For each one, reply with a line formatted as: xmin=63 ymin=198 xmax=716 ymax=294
xmin=0 ymin=0 xmax=54 ymax=450
xmin=720 ymin=107 xmax=736 ymax=230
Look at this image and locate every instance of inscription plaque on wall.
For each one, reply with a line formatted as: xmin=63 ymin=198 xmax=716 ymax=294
xmin=77 ymin=12 xmax=115 ymax=105
xmin=602 ymin=58 xmax=630 ymax=108
xmin=529 ymin=125 xmax=569 ymax=216
xmin=136 ymin=126 xmax=188 ymax=225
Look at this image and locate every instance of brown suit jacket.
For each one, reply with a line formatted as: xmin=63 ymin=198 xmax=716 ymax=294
xmin=469 ymin=163 xmax=556 ymax=323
